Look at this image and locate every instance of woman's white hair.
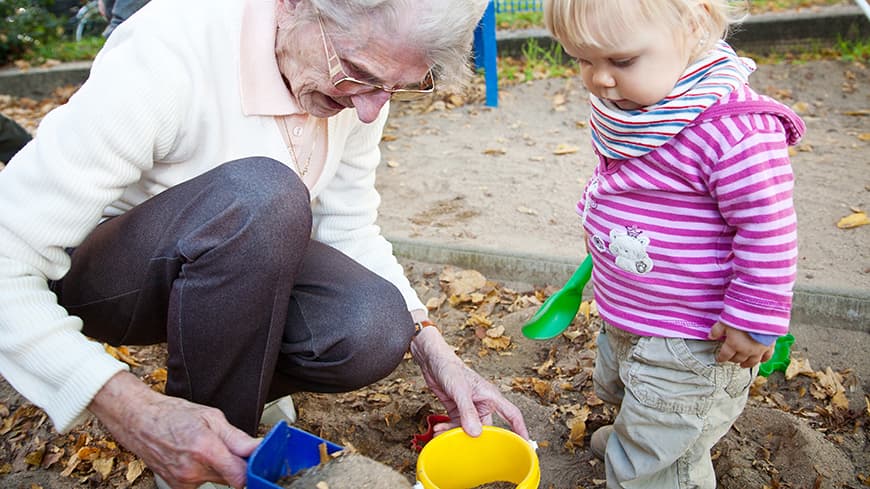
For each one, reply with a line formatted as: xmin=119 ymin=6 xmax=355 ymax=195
xmin=294 ymin=0 xmax=489 ymax=88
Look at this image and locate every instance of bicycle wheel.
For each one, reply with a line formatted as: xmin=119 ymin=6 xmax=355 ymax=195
xmin=75 ymin=1 xmax=107 ymax=41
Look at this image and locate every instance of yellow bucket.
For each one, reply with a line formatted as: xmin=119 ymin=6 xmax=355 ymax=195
xmin=415 ymin=426 xmax=540 ymax=489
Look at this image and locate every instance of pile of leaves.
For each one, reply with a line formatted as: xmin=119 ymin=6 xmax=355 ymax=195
xmin=0 ymin=261 xmax=868 ymax=488
xmin=288 ymin=262 xmax=870 ymax=488
xmin=0 ymin=344 xmax=166 ymax=488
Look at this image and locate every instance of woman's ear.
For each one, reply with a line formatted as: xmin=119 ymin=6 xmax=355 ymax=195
xmin=276 ymin=0 xmax=303 ymax=17
xmin=275 ymin=0 xmax=302 ymax=30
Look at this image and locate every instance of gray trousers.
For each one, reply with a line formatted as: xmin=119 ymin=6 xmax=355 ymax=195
xmin=51 ymin=158 xmax=415 ymax=434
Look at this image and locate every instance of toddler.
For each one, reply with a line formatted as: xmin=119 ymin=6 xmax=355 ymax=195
xmin=542 ymin=0 xmax=806 ymax=487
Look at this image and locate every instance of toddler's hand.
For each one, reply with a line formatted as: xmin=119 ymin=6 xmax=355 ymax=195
xmin=707 ymin=322 xmax=774 ymax=368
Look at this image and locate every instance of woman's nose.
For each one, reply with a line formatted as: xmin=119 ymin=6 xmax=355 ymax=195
xmin=351 ymin=89 xmax=392 ymax=123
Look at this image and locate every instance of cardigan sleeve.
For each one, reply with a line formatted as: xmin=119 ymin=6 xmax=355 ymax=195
xmin=0 ymin=20 xmax=192 ymax=432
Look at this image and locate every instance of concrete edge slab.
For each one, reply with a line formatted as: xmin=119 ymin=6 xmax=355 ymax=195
xmin=387 ymin=237 xmax=870 ymax=332
xmin=0 ymin=61 xmax=92 ymax=99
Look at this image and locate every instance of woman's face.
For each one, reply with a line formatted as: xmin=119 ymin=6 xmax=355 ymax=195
xmin=276 ymin=16 xmax=431 ymax=123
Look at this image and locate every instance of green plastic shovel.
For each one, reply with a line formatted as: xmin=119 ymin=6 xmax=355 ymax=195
xmin=522 ymin=255 xmax=593 ymax=340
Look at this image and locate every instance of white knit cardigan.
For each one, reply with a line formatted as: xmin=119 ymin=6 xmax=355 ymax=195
xmin=0 ymin=0 xmax=423 ymax=432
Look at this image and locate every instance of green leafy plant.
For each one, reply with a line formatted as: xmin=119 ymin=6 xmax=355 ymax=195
xmin=517 ymin=38 xmax=577 ymax=82
xmin=835 ymin=36 xmax=870 ymax=62
xmin=25 ymin=36 xmax=105 ymax=63
xmin=495 ymin=10 xmax=543 ymax=30
xmin=0 ymin=0 xmax=68 ymax=65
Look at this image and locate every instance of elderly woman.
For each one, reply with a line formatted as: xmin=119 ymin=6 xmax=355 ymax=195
xmin=0 ymin=0 xmax=529 ymax=487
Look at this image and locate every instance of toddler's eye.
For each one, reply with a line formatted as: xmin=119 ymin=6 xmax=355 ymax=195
xmin=611 ymin=57 xmax=636 ymax=68
xmin=575 ymin=58 xmax=592 ymax=66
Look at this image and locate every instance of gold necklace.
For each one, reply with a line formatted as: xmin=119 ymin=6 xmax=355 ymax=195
xmin=281 ymin=116 xmax=317 ymax=177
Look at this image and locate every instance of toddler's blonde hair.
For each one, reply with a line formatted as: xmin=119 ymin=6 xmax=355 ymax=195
xmin=544 ymin=0 xmax=747 ymax=56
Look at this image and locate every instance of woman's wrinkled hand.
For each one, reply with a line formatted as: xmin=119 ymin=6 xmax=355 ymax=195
xmin=409 ymin=327 xmax=529 ymax=440
xmin=88 ymin=372 xmax=261 ymax=489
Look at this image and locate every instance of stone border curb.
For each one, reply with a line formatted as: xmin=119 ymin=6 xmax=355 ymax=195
xmin=0 ymin=61 xmax=91 ymax=99
xmin=388 ymin=237 xmax=870 ymax=332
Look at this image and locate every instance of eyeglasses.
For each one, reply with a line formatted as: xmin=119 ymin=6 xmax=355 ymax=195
xmin=317 ymin=15 xmax=435 ymax=101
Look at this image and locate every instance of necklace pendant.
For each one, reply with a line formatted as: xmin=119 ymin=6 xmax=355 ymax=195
xmin=292 ymin=126 xmax=303 ymax=137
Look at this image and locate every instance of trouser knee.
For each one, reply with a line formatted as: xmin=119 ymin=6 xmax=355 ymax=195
xmin=273 ymin=261 xmax=415 ymax=394
xmin=338 ymin=280 xmax=415 ymax=389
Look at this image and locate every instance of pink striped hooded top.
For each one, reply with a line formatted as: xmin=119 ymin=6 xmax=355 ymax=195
xmin=578 ymin=85 xmax=806 ymax=339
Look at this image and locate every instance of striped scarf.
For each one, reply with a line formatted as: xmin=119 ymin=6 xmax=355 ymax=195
xmin=589 ymin=40 xmax=755 ymax=160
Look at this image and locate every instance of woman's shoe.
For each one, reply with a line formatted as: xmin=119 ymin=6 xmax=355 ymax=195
xmin=259 ymin=394 xmax=297 ymax=427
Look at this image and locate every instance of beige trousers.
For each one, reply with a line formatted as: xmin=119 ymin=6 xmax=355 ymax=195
xmin=593 ymin=323 xmax=755 ymax=489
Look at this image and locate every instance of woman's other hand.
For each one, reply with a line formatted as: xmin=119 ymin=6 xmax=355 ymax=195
xmin=409 ymin=327 xmax=530 ymax=440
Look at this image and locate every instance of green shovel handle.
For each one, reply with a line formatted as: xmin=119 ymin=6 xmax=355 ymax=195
xmin=564 ymin=255 xmax=593 ymax=293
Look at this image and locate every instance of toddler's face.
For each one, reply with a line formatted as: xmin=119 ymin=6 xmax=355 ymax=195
xmin=564 ymin=22 xmax=696 ymax=110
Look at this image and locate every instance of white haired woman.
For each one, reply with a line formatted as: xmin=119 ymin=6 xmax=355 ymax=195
xmin=0 ymin=0 xmax=529 ymax=487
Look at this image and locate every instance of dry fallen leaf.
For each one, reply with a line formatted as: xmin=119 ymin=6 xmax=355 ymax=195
xmin=817 ymin=367 xmax=849 ymax=409
xmin=532 ymin=378 xmax=552 ymax=401
xmin=565 ymin=405 xmax=591 ymax=449
xmin=41 ymin=445 xmax=64 ymax=469
xmin=425 ymin=295 xmax=445 ymax=311
xmin=516 ymin=206 xmax=538 ymax=215
xmin=92 ymin=456 xmax=115 ymax=480
xmin=785 ymin=356 xmax=814 ymax=380
xmin=24 ymin=446 xmax=45 ymax=467
xmin=553 ymin=143 xmax=579 ymax=155
xmin=836 ymin=211 xmax=870 ymax=229
xmin=447 ymin=94 xmax=465 ymax=107
xmin=482 ymin=335 xmax=511 ymax=351
xmin=126 ymin=458 xmax=146 ymax=483
xmin=104 ymin=344 xmax=140 ymax=367
xmin=567 ymin=417 xmax=587 ymax=448
xmin=791 ymin=101 xmax=810 ymax=114
xmin=857 ymin=133 xmax=870 ymax=142
xmin=59 ymin=452 xmax=80 ymax=477
xmin=144 ymin=367 xmax=168 ymax=393
xmin=439 ymin=268 xmax=486 ymax=296
xmin=485 ymin=325 xmax=505 ymax=338
xmin=467 ymin=313 xmax=492 ymax=329
xmin=482 ymin=147 xmax=506 ymax=156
